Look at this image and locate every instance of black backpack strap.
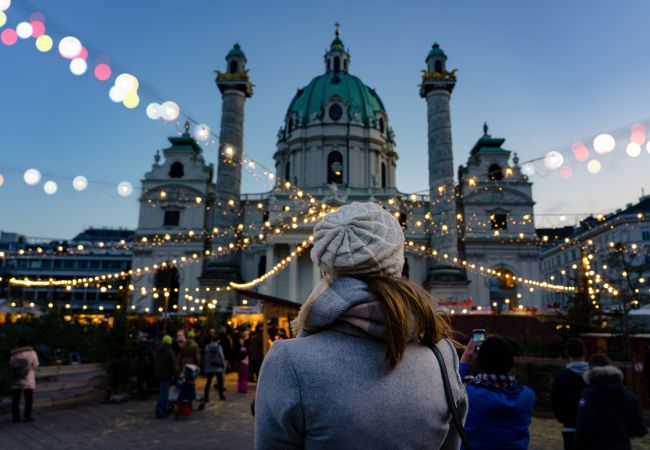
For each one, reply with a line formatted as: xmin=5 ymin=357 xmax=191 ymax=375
xmin=430 ymin=344 xmax=472 ymax=450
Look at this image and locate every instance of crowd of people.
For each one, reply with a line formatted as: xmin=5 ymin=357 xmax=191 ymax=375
xmin=152 ymin=324 xmax=271 ymax=419
xmin=6 ymin=202 xmax=650 ymax=449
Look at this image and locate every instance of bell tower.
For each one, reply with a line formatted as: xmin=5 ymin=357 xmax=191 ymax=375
xmin=202 ymin=43 xmax=253 ymax=286
xmin=420 ymin=43 xmax=469 ymax=298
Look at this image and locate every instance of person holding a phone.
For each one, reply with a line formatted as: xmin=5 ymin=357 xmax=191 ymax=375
xmin=459 ymin=335 xmax=536 ymax=450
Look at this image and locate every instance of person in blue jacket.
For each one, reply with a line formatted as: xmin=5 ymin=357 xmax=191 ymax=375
xmin=459 ymin=335 xmax=536 ymax=450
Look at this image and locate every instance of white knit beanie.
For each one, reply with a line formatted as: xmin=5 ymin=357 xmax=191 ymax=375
xmin=310 ymin=202 xmax=405 ymax=278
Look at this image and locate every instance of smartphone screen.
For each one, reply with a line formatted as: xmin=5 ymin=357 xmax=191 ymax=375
xmin=473 ymin=329 xmax=486 ymax=351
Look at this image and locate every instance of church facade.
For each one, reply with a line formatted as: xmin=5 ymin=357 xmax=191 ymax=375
xmin=130 ymin=32 xmax=544 ymax=314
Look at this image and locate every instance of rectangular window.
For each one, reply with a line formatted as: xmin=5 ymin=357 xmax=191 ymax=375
xmin=89 ymin=260 xmax=100 ymax=269
xmin=490 ymin=214 xmax=507 ymax=230
xmin=642 ymin=230 xmax=650 ymax=241
xmin=164 ymin=210 xmax=180 ymax=227
xmin=78 ymin=260 xmax=89 ymax=269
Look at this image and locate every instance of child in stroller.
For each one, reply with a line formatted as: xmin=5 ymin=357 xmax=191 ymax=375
xmin=173 ymin=364 xmax=200 ymax=420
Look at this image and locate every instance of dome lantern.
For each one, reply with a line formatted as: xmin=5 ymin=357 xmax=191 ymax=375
xmin=324 ymin=22 xmax=350 ymax=73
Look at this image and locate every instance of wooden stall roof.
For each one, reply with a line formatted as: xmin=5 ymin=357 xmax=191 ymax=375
xmin=233 ymin=288 xmax=302 ymax=312
xmin=450 ymin=315 xmax=561 ymax=342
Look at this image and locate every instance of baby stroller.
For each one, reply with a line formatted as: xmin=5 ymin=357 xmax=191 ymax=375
xmin=173 ymin=364 xmax=200 ymax=420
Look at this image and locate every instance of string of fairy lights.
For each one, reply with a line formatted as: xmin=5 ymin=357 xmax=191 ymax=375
xmin=2 ymin=1 xmax=649 ymax=315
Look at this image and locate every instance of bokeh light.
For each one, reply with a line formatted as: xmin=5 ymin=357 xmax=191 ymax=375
xmin=647 ymin=142 xmax=650 ymax=155
xmin=626 ymin=142 xmax=641 ymax=158
xmin=1 ymin=28 xmax=17 ymax=46
xmin=0 ymin=11 xmax=6 ymax=27
xmin=521 ymin=163 xmax=535 ymax=177
xmin=79 ymin=46 xmax=88 ymax=60
xmin=593 ymin=133 xmax=616 ymax=154
xmin=58 ymin=36 xmax=82 ymax=59
xmin=123 ymin=92 xmax=140 ymax=109
xmin=146 ymin=103 xmax=161 ymax=119
xmin=115 ymin=73 xmax=136 ymax=92
xmin=35 ymin=34 xmax=52 ymax=52
xmin=544 ymin=150 xmax=564 ymax=170
xmin=43 ymin=180 xmax=57 ymax=195
xmin=161 ymin=101 xmax=180 ymax=121
xmin=0 ymin=174 xmax=4 ymax=186
xmin=630 ymin=123 xmax=646 ymax=145
xmin=571 ymin=141 xmax=589 ymax=161
xmin=587 ymin=159 xmax=602 ymax=174
xmin=560 ymin=166 xmax=573 ymax=179
xmin=117 ymin=181 xmax=133 ymax=197
xmin=16 ymin=21 xmax=32 ymax=39
xmin=72 ymin=175 xmax=88 ymax=191
xmin=109 ymin=86 xmax=125 ymax=103
xmin=94 ymin=63 xmax=111 ymax=81
xmin=30 ymin=20 xmax=45 ymax=37
xmin=29 ymin=12 xmax=45 ymax=23
xmin=23 ymin=169 xmax=41 ymax=186
xmin=69 ymin=58 xmax=87 ymax=76
xmin=0 ymin=0 xmax=10 ymax=12
xmin=194 ymin=124 xmax=210 ymax=141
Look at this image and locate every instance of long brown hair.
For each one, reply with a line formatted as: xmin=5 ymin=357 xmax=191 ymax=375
xmin=357 ymin=275 xmax=457 ymax=369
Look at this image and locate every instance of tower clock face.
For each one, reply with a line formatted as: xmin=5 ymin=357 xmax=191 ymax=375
xmin=328 ymin=104 xmax=343 ymax=121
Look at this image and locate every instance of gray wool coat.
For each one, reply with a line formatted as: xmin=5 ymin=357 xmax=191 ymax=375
xmin=254 ymin=277 xmax=468 ymax=450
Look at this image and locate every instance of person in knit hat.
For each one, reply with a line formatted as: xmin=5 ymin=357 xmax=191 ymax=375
xmin=256 ymin=202 xmax=467 ymax=450
xmin=459 ymin=336 xmax=536 ymax=450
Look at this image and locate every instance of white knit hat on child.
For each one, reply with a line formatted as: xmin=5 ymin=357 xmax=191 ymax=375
xmin=310 ymin=202 xmax=405 ymax=277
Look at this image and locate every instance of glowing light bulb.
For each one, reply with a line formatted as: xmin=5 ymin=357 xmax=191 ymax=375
xmin=16 ymin=22 xmax=33 ymax=39
xmin=587 ymin=159 xmax=602 ymax=174
xmin=521 ymin=163 xmax=535 ymax=176
xmin=43 ymin=180 xmax=57 ymax=195
xmin=117 ymin=181 xmax=133 ymax=197
xmin=69 ymin=58 xmax=87 ymax=76
xmin=35 ymin=35 xmax=53 ymax=52
xmin=544 ymin=151 xmax=564 ymax=170
xmin=146 ymin=103 xmax=161 ymax=120
xmin=194 ymin=124 xmax=210 ymax=141
xmin=161 ymin=101 xmax=180 ymax=121
xmin=72 ymin=175 xmax=88 ymax=191
xmin=1 ymin=28 xmax=17 ymax=46
xmin=23 ymin=169 xmax=41 ymax=186
xmin=94 ymin=63 xmax=111 ymax=81
xmin=593 ymin=133 xmax=615 ymax=154
xmin=626 ymin=142 xmax=641 ymax=158
xmin=58 ymin=36 xmax=82 ymax=59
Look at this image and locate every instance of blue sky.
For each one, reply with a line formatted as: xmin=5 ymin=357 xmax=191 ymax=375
xmin=1 ymin=0 xmax=650 ymax=239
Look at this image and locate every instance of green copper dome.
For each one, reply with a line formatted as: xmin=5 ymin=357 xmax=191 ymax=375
xmin=286 ymin=71 xmax=386 ymax=124
xmin=226 ymin=43 xmax=246 ymax=62
xmin=427 ymin=43 xmax=446 ymax=60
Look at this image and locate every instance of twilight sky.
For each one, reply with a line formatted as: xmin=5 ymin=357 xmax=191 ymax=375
xmin=1 ymin=0 xmax=650 ymax=240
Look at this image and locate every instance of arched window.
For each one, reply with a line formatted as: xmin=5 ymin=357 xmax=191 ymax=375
xmin=285 ymin=161 xmax=290 ymax=181
xmin=154 ymin=266 xmax=180 ymax=309
xmin=343 ymin=59 xmax=347 ymax=71
xmin=434 ymin=60 xmax=443 ymax=72
xmin=334 ymin=56 xmax=340 ymax=72
xmin=229 ymin=60 xmax=238 ymax=73
xmin=488 ymin=164 xmax=504 ymax=180
xmin=327 ymin=151 xmax=344 ymax=184
xmin=496 ymin=268 xmax=516 ymax=290
xmin=379 ymin=118 xmax=385 ymax=133
xmin=381 ymin=162 xmax=387 ymax=188
xmin=169 ymin=162 xmax=184 ymax=178
xmin=288 ymin=118 xmax=293 ymax=132
xmin=327 ymin=60 xmax=331 ymax=71
xmin=262 ymin=210 xmax=270 ymax=223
